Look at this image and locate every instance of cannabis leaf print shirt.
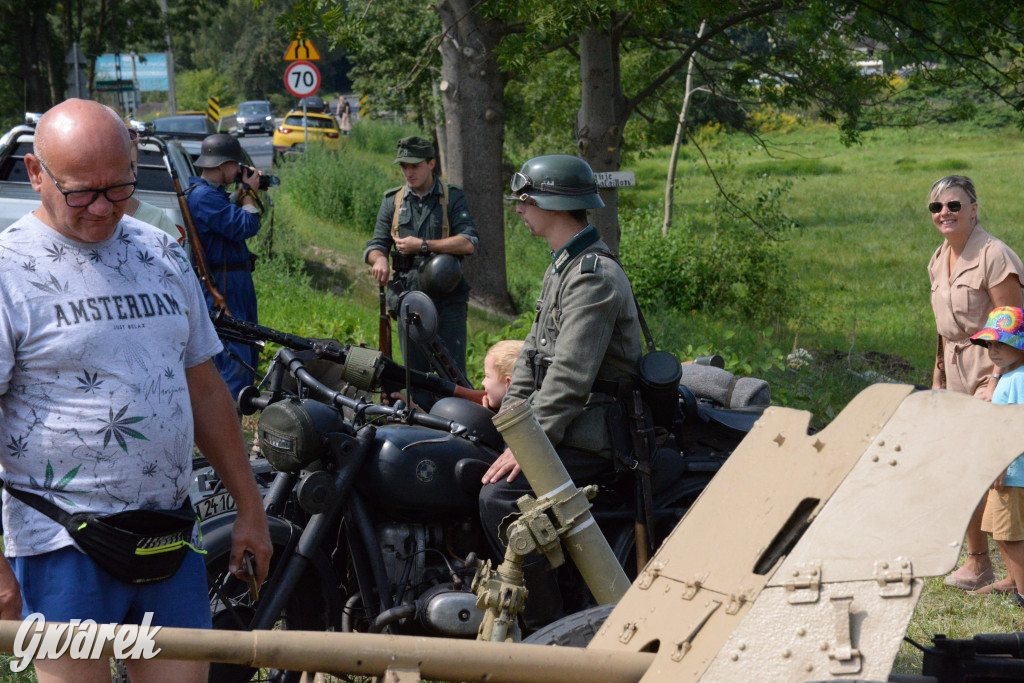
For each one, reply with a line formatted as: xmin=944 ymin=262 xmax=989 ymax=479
xmin=0 ymin=213 xmax=222 ymax=556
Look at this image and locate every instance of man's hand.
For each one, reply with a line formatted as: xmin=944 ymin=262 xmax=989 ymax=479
xmin=228 ymin=507 xmax=273 ymax=585
xmin=369 ymin=252 xmax=390 ymax=286
xmin=0 ymin=559 xmax=22 ymax=620
xmin=187 ymin=360 xmax=273 ymax=584
xmin=482 ymin=447 xmax=521 ymax=484
xmin=394 ymin=236 xmax=424 ymax=256
xmin=238 ymin=165 xmax=261 ymax=191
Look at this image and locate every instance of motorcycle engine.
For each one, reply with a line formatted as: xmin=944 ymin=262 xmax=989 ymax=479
xmin=377 ymin=523 xmax=484 ymax=638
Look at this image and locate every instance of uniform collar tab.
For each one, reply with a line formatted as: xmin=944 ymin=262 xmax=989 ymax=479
xmin=552 ymin=225 xmax=600 ymax=273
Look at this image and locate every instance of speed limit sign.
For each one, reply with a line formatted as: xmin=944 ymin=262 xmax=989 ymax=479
xmin=284 ymin=60 xmax=320 ymax=98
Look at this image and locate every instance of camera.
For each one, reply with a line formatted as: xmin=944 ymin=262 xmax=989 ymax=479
xmin=237 ymin=166 xmax=281 ymax=191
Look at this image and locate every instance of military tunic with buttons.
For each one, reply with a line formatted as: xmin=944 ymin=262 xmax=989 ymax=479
xmin=503 ymin=224 xmax=642 ymax=455
xmin=363 ymin=177 xmax=478 ymax=386
xmin=363 ymin=178 xmax=478 ymax=308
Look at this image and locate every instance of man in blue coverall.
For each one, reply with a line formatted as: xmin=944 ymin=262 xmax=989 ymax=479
xmin=187 ymin=133 xmax=262 ymax=400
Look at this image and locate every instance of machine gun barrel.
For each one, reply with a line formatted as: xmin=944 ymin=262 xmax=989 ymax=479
xmin=211 ymin=311 xmax=484 ymax=403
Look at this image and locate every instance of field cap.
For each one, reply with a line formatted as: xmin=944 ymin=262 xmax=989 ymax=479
xmin=394 ymin=136 xmax=434 ymax=164
xmin=971 ymin=306 xmax=1024 ymax=351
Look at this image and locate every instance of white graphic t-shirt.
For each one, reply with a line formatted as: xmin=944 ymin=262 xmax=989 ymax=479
xmin=0 ymin=213 xmax=223 ymax=556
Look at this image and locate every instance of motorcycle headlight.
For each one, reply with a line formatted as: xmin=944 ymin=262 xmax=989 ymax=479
xmin=258 ymin=398 xmax=346 ymax=473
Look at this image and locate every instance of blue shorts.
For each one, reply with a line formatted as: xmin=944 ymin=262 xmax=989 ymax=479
xmin=10 ymin=545 xmax=212 ymax=628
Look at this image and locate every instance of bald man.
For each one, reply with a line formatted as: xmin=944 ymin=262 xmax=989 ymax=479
xmin=0 ymin=99 xmax=271 ymax=683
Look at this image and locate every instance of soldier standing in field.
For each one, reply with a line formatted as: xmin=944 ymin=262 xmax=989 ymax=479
xmin=479 ymin=154 xmax=643 ymax=629
xmin=364 ymin=136 xmax=478 ymax=407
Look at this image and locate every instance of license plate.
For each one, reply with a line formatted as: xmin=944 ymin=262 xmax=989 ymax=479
xmin=196 ymin=492 xmax=237 ymax=521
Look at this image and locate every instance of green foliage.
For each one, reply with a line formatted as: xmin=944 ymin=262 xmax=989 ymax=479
xmin=174 ymin=68 xmax=239 ymax=111
xmin=273 ymin=141 xmax=392 ymax=233
xmin=872 ymin=73 xmax=1021 ymax=131
xmin=621 ymin=205 xmax=794 ymax=324
xmin=321 ymin=0 xmax=439 ymax=124
xmin=348 ymin=119 xmax=423 ymax=156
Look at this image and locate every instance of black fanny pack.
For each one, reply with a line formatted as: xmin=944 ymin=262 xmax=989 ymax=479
xmin=6 ymin=486 xmax=200 ymax=585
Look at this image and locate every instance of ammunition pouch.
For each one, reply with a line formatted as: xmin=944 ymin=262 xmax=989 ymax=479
xmin=391 ymin=251 xmax=418 ymax=273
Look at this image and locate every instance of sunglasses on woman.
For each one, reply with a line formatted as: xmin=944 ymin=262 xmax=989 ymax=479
xmin=928 ymin=200 xmax=961 ymax=214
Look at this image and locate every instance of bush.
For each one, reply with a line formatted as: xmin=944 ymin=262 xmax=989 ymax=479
xmin=275 ymin=144 xmax=394 ymax=232
xmin=275 ymin=120 xmax=437 ymax=233
xmin=621 ymin=204 xmax=794 ymax=324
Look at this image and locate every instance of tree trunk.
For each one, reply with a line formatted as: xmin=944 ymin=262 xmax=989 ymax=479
xmin=435 ymin=0 xmax=514 ymax=314
xmin=576 ymin=22 xmax=625 ymax=253
xmin=14 ymin=1 xmax=55 ymax=112
xmin=664 ymin=20 xmax=706 ymax=236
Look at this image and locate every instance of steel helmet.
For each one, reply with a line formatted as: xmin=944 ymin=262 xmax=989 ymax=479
xmin=509 ymin=154 xmax=604 ymax=211
xmin=418 ymin=253 xmax=461 ymax=298
xmin=194 ymin=133 xmax=247 ymax=168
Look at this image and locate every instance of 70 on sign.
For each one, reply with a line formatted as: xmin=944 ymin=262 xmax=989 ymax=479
xmin=284 ymin=60 xmax=320 ymax=98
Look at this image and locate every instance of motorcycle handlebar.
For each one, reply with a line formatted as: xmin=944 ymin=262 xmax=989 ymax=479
xmin=212 ymin=311 xmax=484 ymax=404
xmin=277 ymin=349 xmax=468 ymax=437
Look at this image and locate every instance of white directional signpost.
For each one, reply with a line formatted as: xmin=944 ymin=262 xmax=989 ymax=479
xmin=593 ymin=171 xmax=637 ymax=188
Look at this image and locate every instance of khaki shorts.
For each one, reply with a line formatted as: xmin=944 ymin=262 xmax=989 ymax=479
xmin=982 ymin=486 xmax=1024 ymax=541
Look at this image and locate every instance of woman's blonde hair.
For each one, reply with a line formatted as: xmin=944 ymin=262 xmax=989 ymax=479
xmin=486 ymin=340 xmax=524 ymax=379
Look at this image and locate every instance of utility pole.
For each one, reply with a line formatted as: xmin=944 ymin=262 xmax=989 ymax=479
xmin=160 ymin=0 xmax=177 ymax=113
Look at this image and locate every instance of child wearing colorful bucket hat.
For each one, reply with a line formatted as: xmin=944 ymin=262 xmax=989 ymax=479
xmin=968 ymin=306 xmax=1024 ymax=605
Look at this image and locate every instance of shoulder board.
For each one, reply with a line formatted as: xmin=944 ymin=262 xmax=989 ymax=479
xmin=580 ymin=252 xmax=600 ymax=274
xmin=384 ymin=186 xmax=403 ymax=197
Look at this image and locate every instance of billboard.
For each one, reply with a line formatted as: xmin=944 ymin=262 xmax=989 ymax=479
xmin=94 ymin=53 xmax=168 ymax=92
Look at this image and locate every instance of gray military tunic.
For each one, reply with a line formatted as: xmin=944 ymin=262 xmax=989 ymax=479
xmin=480 ymin=224 xmax=643 ymax=628
xmin=502 ymin=225 xmax=643 ymax=455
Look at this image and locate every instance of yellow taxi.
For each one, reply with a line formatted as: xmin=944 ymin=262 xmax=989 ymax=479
xmin=272 ymin=110 xmax=340 ymax=160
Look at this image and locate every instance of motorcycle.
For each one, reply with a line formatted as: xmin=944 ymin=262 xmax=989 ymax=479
xmin=200 ymin=314 xmax=765 ymax=682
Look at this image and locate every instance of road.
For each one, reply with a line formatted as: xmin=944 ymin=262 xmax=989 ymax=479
xmin=238 ymin=133 xmax=274 ymax=171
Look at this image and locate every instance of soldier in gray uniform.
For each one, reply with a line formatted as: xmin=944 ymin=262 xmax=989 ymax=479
xmin=364 ymin=136 xmax=478 ymax=406
xmin=479 ymin=154 xmax=643 ymax=628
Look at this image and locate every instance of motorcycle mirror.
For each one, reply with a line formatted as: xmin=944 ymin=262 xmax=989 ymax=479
xmin=399 ymin=291 xmax=439 ymax=345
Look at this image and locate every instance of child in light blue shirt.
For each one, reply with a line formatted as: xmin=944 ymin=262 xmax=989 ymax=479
xmin=970 ymin=306 xmax=1024 ymax=606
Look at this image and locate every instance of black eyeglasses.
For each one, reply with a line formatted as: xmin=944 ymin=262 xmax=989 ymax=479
xmin=928 ymin=200 xmax=962 ymax=214
xmin=37 ymin=158 xmax=137 ymax=208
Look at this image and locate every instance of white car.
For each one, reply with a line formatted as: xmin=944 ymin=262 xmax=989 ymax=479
xmin=0 ymin=118 xmax=198 ymax=245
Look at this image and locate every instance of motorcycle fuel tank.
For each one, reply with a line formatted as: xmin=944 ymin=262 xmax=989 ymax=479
xmin=358 ymin=424 xmax=497 ymax=517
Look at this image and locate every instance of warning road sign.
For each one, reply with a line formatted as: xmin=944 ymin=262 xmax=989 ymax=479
xmin=284 ymin=61 xmax=320 ymax=98
xmin=284 ymin=39 xmax=321 ymax=61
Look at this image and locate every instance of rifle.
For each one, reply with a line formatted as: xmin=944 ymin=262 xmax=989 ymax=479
xmin=152 ymin=136 xmax=230 ymax=314
xmin=379 ymin=286 xmax=393 ymax=358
